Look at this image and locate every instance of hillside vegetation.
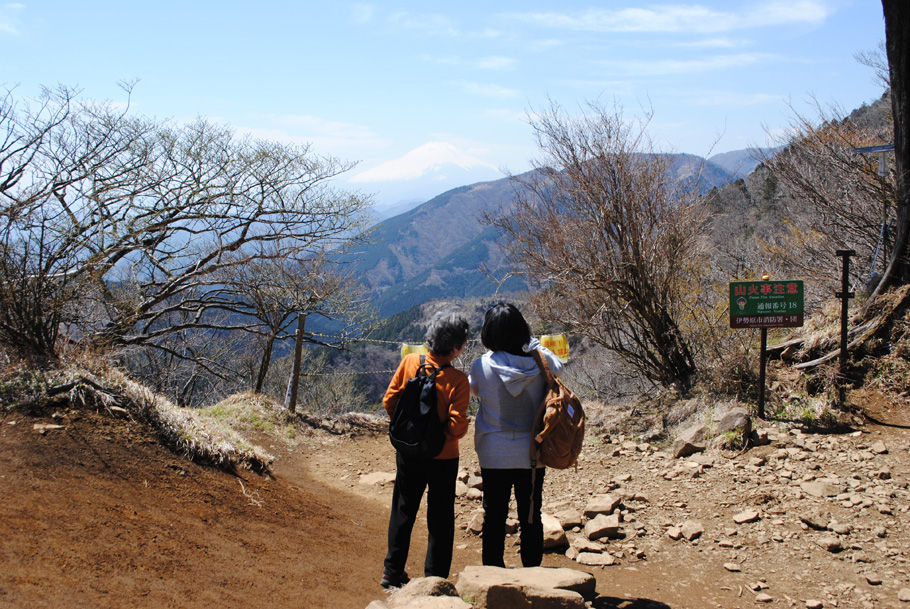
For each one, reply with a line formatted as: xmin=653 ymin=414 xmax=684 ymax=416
xmin=0 ymin=81 xmax=903 ymax=436
xmin=3 ymin=84 xmax=910 ymax=608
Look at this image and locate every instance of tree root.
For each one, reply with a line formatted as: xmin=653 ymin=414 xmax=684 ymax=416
xmin=767 ymin=284 xmax=910 ymax=371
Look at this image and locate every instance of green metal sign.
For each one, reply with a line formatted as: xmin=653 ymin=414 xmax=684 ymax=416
xmin=729 ymin=280 xmax=804 ymax=328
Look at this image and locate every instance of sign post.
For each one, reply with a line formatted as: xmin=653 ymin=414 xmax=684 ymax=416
xmin=834 ymin=250 xmax=855 ymax=407
xmin=730 ymin=279 xmax=805 ymax=418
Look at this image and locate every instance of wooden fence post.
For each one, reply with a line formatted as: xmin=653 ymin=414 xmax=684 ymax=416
xmin=284 ymin=313 xmax=306 ymax=413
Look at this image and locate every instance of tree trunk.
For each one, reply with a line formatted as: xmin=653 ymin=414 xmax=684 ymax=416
xmin=283 ymin=313 xmax=306 ymax=413
xmin=254 ymin=334 xmax=276 ymax=394
xmin=879 ymin=0 xmax=910 ymax=289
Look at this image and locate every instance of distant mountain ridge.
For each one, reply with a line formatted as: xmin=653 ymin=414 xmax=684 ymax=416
xmin=708 ymin=148 xmax=776 ymax=179
xmin=353 ymin=148 xmax=774 ymax=318
xmin=345 ymin=176 xmax=528 ymax=317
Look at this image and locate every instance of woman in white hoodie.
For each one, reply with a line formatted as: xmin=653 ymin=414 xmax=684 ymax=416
xmin=469 ymin=302 xmax=563 ymax=567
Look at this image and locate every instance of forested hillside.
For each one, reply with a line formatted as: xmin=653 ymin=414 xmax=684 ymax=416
xmin=704 ymin=92 xmax=894 ymax=308
xmin=353 ymin=152 xmax=749 ymax=318
xmin=0 ymin=82 xmax=894 ymax=414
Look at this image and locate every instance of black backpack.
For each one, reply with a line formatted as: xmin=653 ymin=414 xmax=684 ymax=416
xmin=388 ymin=356 xmax=449 ymax=459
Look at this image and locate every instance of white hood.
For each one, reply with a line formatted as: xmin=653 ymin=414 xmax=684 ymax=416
xmin=485 ymin=338 xmax=552 ymax=397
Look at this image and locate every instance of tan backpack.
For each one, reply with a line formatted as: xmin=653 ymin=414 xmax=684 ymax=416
xmin=529 ymin=349 xmax=585 ymax=470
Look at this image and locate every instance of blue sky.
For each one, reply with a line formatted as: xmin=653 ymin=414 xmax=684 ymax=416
xmin=0 ymin=1 xmax=888 ymax=212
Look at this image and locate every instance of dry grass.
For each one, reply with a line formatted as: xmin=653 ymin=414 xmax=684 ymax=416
xmin=97 ymin=369 xmax=279 ymax=472
xmin=1 ymin=357 xmax=280 ymax=473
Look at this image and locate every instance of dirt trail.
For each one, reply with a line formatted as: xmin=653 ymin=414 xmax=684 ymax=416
xmin=2 ymin=396 xmax=908 ymax=609
xmin=0 ymin=406 xmax=387 ymax=609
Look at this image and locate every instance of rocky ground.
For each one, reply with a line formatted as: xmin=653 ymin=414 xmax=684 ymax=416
xmin=302 ymin=394 xmax=910 ymax=609
xmin=2 ymin=387 xmax=909 ymax=609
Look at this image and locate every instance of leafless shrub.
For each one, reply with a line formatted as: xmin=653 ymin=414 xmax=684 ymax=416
xmin=490 ymin=100 xmax=709 ymax=392
xmin=0 ymin=85 xmax=372 ymax=376
xmin=762 ymin=98 xmax=895 ymax=301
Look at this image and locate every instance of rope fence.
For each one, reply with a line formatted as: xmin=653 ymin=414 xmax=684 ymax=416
xmin=294 ymin=333 xmax=570 ymax=378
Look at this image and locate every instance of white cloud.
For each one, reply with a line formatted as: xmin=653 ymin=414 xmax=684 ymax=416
xmin=507 ymin=1 xmax=831 ymax=34
xmin=690 ymin=90 xmax=782 ymax=107
xmin=471 ymin=27 xmax=504 ymax=40
xmin=528 ymin=38 xmax=565 ymax=51
xmin=350 ymin=3 xmax=374 ymax=24
xmin=420 ymin=54 xmax=516 ymax=71
xmin=755 ymin=0 xmax=829 ymax=28
xmin=453 ymin=80 xmax=520 ymax=98
xmin=599 ymin=52 xmax=775 ymax=76
xmin=374 ymin=9 xmax=505 ymax=40
xmin=555 ymin=78 xmax=637 ymax=94
xmin=351 ymin=141 xmax=498 ymax=183
xmin=388 ymin=11 xmax=459 ymax=36
xmin=764 ymin=126 xmax=792 ymax=145
xmin=238 ymin=114 xmax=387 ymax=157
xmin=477 ymin=56 xmax=516 ymax=70
xmin=678 ymin=37 xmax=748 ymax=49
xmin=1 ymin=2 xmax=24 ymax=35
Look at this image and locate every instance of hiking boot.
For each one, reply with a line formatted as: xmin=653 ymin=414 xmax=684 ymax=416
xmin=380 ymin=571 xmax=409 ymax=589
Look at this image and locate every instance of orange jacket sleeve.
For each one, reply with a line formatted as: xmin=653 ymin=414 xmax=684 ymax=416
xmin=439 ymin=369 xmax=470 ymax=440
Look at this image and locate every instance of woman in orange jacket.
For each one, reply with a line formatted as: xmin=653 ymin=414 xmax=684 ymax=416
xmin=381 ymin=311 xmax=470 ymax=589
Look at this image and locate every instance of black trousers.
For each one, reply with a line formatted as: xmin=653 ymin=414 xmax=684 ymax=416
xmin=480 ymin=467 xmax=545 ymax=567
xmin=384 ymin=453 xmax=459 ymax=579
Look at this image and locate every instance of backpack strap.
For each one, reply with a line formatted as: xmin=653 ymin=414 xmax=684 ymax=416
xmin=418 ymin=354 xmax=451 ymax=377
xmin=528 ymin=349 xmax=552 ymax=468
xmin=530 ymin=352 xmax=557 ymax=442
xmin=529 ymin=350 xmax=555 ymax=444
xmin=531 ymin=349 xmax=556 ymax=391
xmin=528 ymin=350 xmax=548 ymax=524
xmin=529 ymin=349 xmax=559 ymax=524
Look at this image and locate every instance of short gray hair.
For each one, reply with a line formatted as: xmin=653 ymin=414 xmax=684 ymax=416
xmin=425 ymin=311 xmax=469 ymax=356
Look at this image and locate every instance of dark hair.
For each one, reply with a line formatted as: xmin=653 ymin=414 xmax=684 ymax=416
xmin=480 ymin=302 xmax=531 ymax=356
xmin=425 ymin=311 xmax=469 ymax=356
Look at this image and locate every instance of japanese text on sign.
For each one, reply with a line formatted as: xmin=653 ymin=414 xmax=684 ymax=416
xmin=540 ymin=334 xmax=569 ymax=362
xmin=730 ymin=280 xmax=804 ymax=329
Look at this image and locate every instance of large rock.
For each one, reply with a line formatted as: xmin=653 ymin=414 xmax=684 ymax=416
xmin=800 ymin=480 xmax=842 ymax=498
xmin=679 ymin=520 xmax=705 ymax=541
xmin=466 ymin=510 xmax=484 ymax=535
xmin=665 ymin=398 xmax=701 ymax=429
xmin=732 ymin=509 xmax=760 ymax=524
xmin=799 ymin=512 xmax=829 ymax=530
xmin=583 ymin=494 xmax=621 ymax=518
xmin=584 ymin=513 xmax=622 ymax=540
xmin=456 ymin=566 xmax=597 ymax=609
xmin=673 ymin=422 xmax=707 ymax=458
xmin=815 ymin=535 xmax=842 ymax=552
xmin=542 ymin=513 xmax=569 ymax=550
xmin=569 ymin=536 xmax=605 ymax=553
xmin=713 ymin=403 xmax=752 ymax=436
xmin=576 ymin=551 xmax=615 ymax=566
xmin=553 ymin=508 xmax=583 ymax=529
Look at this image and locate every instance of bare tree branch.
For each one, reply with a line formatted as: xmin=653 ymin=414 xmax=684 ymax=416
xmin=489 ymin=100 xmax=707 ymax=392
